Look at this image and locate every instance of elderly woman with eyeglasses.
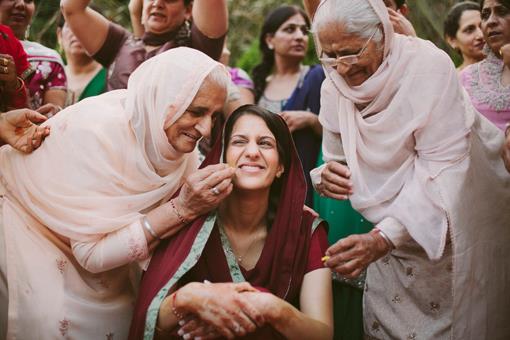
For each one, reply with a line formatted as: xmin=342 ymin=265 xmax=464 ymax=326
xmin=306 ymin=0 xmax=510 ymax=339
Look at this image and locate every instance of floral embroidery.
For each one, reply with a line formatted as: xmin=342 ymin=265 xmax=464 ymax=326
xmin=371 ymin=320 xmax=380 ymax=332
xmin=106 ymin=332 xmax=114 ymax=340
xmin=128 ymin=224 xmax=149 ymax=261
xmin=407 ymin=332 xmax=417 ymax=340
xmin=464 ymin=50 xmax=510 ymax=111
xmin=56 ymin=258 xmax=67 ymax=274
xmin=59 ymin=318 xmax=70 ymax=336
xmin=37 ymin=61 xmax=53 ymax=79
xmin=406 ymin=267 xmax=414 ymax=278
xmin=430 ymin=302 xmax=440 ymax=312
xmin=391 ymin=295 xmax=401 ymax=303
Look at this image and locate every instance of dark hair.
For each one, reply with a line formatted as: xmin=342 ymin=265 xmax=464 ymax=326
xmin=395 ymin=0 xmax=406 ymax=9
xmin=444 ymin=1 xmax=480 ymax=39
xmin=479 ymin=0 xmax=510 ymax=9
xmin=223 ymin=105 xmax=292 ymax=224
xmin=252 ymin=5 xmax=310 ymax=102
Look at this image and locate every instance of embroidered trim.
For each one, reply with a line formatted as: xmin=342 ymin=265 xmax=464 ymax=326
xmin=56 ymin=258 xmax=67 ymax=274
xmin=465 ymin=50 xmax=510 ymax=111
xmin=218 ymin=225 xmax=246 ymax=283
xmin=143 ymin=212 xmax=217 ymax=340
xmin=59 ymin=318 xmax=70 ymax=336
xmin=128 ymin=224 xmax=149 ymax=261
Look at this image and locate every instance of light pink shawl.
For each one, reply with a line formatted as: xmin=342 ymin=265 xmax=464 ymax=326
xmin=314 ymin=0 xmax=472 ymax=260
xmin=0 ymin=47 xmax=222 ymax=242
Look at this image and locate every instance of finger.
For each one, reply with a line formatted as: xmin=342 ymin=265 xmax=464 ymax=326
xmin=177 ymin=318 xmax=200 ymax=334
xmin=203 ymin=168 xmax=235 ymax=190
xmin=26 ymin=110 xmax=48 ymax=124
xmin=233 ymin=282 xmax=257 ymax=293
xmin=333 ymin=258 xmax=364 ymax=277
xmin=320 ymin=188 xmax=348 ymax=201
xmin=321 ymin=180 xmax=352 ymax=195
xmin=211 ymin=177 xmax=232 ymax=195
xmin=193 ymin=163 xmax=231 ymax=181
xmin=36 ymin=104 xmax=53 ymax=115
xmin=228 ymin=312 xmax=254 ymax=336
xmin=327 ymin=161 xmax=351 ymax=178
xmin=326 ymin=236 xmax=358 ymax=255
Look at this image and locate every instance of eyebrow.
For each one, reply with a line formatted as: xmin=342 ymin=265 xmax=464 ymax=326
xmin=231 ymin=134 xmax=276 ymax=141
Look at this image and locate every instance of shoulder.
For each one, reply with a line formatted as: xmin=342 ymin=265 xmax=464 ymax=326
xmin=22 ymin=40 xmax=65 ymax=65
xmin=405 ymin=37 xmax=455 ymax=75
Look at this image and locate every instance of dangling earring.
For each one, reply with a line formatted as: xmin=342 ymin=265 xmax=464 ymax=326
xmin=24 ymin=25 xmax=30 ymax=40
xmin=276 ymin=171 xmax=283 ymax=178
xmin=268 ymin=44 xmax=274 ymax=50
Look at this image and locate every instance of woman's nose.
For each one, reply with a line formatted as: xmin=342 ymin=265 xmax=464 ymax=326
xmin=195 ymin=116 xmax=212 ymax=139
xmin=335 ymin=62 xmax=351 ymax=77
xmin=244 ymin=141 xmax=260 ymax=158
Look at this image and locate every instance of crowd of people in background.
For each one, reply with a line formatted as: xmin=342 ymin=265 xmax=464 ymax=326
xmin=0 ymin=0 xmax=509 ymax=339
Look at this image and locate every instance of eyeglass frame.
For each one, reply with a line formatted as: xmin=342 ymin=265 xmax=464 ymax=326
xmin=318 ymin=27 xmax=380 ymax=67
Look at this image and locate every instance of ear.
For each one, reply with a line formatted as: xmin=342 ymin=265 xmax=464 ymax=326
xmin=446 ymin=36 xmax=458 ymax=50
xmin=276 ymin=164 xmax=284 ymax=178
xmin=265 ymin=34 xmax=275 ymax=50
xmin=56 ymin=28 xmax=62 ymax=46
xmin=184 ymin=2 xmax=193 ymax=20
xmin=398 ymin=4 xmax=410 ymax=17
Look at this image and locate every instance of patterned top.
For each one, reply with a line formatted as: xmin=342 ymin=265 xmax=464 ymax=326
xmin=460 ymin=49 xmax=510 ymax=131
xmin=22 ymin=40 xmax=67 ymax=110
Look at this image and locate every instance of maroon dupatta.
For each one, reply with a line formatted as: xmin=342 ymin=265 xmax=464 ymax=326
xmin=129 ymin=114 xmax=318 ymax=339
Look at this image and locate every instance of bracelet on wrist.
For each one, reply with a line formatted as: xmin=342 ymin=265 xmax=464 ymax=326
xmin=141 ymin=215 xmax=161 ymax=241
xmin=505 ymin=123 xmax=510 ymax=138
xmin=170 ymin=199 xmax=187 ymax=225
xmin=371 ymin=228 xmax=394 ymax=250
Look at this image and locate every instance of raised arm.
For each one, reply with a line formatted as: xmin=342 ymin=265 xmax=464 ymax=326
xmin=128 ymin=0 xmax=145 ymax=38
xmin=303 ymin=0 xmax=321 ymax=19
xmin=60 ymin=0 xmax=110 ymax=56
xmin=192 ymin=0 xmax=228 ymax=38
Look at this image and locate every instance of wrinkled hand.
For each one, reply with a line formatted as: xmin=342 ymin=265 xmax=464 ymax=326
xmin=317 ymin=161 xmax=353 ymax=200
xmin=323 ymin=231 xmax=390 ymax=278
xmin=500 ymin=43 xmax=510 ymax=69
xmin=0 ymin=109 xmax=50 ymax=153
xmin=388 ymin=8 xmax=416 ymax=37
xmin=502 ymin=127 xmax=510 ymax=173
xmin=36 ymin=103 xmax=62 ymax=118
xmin=176 ymin=163 xmax=235 ymax=221
xmin=280 ymin=110 xmax=315 ymax=133
xmin=176 ymin=282 xmax=265 ymax=339
xmin=0 ymin=54 xmax=18 ymax=93
xmin=177 ymin=315 xmax=222 ymax=340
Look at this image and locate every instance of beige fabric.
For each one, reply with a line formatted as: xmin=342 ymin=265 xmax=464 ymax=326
xmin=0 ymin=47 xmax=225 ymax=339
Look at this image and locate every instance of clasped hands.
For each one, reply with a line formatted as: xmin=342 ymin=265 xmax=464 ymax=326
xmin=160 ymin=282 xmax=277 ymax=339
xmin=317 ymin=161 xmax=390 ymax=278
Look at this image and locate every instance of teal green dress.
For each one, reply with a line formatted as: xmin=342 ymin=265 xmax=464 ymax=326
xmin=313 ymin=150 xmax=372 ymax=340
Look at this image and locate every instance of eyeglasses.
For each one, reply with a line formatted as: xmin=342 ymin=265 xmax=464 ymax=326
xmin=319 ymin=28 xmax=379 ymax=67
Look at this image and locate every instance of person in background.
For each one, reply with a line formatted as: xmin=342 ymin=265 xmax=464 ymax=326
xmin=0 ymin=0 xmax=67 ymax=116
xmin=63 ymin=0 xmax=227 ymax=91
xmin=253 ymin=5 xmax=324 ymax=207
xmin=56 ymin=11 xmax=106 ymax=106
xmin=309 ymin=0 xmax=510 ymax=338
xmin=460 ymin=0 xmax=510 ymax=131
xmin=0 ymin=24 xmax=31 ymax=111
xmin=444 ymin=1 xmax=485 ymax=72
xmin=382 ymin=0 xmax=416 ymax=36
xmin=129 ymin=105 xmax=332 ymax=340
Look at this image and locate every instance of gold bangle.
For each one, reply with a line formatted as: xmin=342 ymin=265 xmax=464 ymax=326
xmin=505 ymin=123 xmax=510 ymax=138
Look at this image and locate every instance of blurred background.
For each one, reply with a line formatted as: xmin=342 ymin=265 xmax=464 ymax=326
xmin=32 ymin=0 xmax=461 ymax=71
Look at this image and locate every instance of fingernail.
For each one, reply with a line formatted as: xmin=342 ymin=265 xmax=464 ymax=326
xmin=183 ymin=334 xmax=191 ymax=340
xmin=179 ymin=320 xmax=186 ymax=326
xmin=177 ymin=329 xmax=185 ymax=336
xmin=195 ymin=337 xmax=202 ymax=340
xmin=321 ymin=255 xmax=330 ymax=262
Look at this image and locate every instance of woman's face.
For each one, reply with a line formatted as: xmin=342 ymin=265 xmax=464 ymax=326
xmin=165 ymin=79 xmax=226 ymax=154
xmin=226 ymin=114 xmax=284 ymax=192
xmin=142 ymin=0 xmax=191 ymax=35
xmin=481 ymin=0 xmax=510 ymax=55
xmin=266 ymin=13 xmax=309 ymax=61
xmin=0 ymin=0 xmax=35 ymax=39
xmin=58 ymin=23 xmax=88 ymax=58
xmin=450 ymin=10 xmax=485 ymax=61
xmin=318 ymin=22 xmax=384 ymax=87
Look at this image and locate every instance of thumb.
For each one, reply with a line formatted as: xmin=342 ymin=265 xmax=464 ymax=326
xmin=26 ymin=110 xmax=48 ymax=124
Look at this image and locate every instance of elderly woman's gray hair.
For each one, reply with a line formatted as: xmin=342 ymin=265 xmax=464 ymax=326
xmin=205 ymin=65 xmax=231 ymax=92
xmin=312 ymin=0 xmax=383 ymax=44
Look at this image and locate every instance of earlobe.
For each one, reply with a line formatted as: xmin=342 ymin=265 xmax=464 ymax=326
xmin=265 ymin=34 xmax=275 ymax=50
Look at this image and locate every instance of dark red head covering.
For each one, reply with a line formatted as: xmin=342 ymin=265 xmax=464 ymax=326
xmin=129 ymin=106 xmax=316 ymax=339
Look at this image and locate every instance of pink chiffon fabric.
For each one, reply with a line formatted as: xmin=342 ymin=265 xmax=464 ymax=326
xmin=0 ymin=47 xmax=224 ymax=339
xmin=313 ymin=0 xmax=510 ymax=339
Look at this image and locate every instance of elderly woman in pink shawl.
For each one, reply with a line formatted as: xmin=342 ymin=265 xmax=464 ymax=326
xmin=306 ymin=0 xmax=510 ymax=339
xmin=0 ymin=47 xmax=238 ymax=339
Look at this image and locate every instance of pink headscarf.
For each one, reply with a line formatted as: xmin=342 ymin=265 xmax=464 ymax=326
xmin=314 ymin=0 xmax=473 ymax=259
xmin=0 ymin=47 xmax=226 ymax=242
